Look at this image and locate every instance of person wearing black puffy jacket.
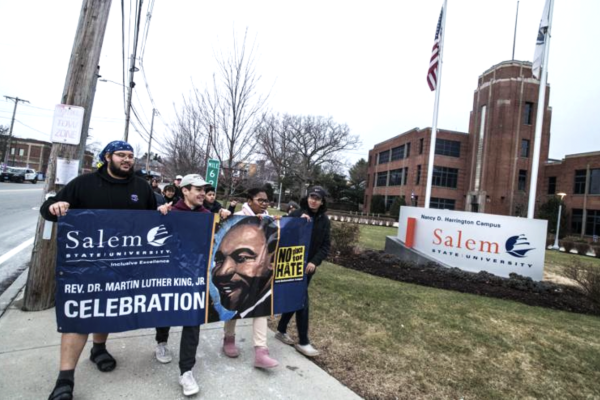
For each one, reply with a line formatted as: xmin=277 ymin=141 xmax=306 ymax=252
xmin=275 ymin=186 xmax=330 ymax=357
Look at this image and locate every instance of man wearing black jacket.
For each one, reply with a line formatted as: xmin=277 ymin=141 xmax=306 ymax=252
xmin=275 ymin=186 xmax=331 ymax=357
xmin=42 ymin=141 xmax=157 ymax=400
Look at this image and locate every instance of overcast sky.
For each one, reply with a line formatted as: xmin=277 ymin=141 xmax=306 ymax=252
xmin=0 ymin=0 xmax=598 ymax=172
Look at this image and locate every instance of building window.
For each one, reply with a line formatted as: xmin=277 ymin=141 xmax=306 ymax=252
xmin=406 ymin=142 xmax=411 ymax=158
xmin=574 ymin=170 xmax=587 ymax=194
xmin=19 ymin=149 xmax=25 ymax=156
xmin=419 ymin=138 xmax=424 ymax=155
xmin=430 ymin=197 xmax=456 ymax=210
xmin=547 ymin=176 xmax=556 ymax=195
xmin=589 ymin=169 xmax=600 ymax=195
xmin=518 ymin=170 xmax=527 ymax=191
xmin=571 ymin=209 xmax=583 ymax=235
xmin=389 ymin=169 xmax=402 ymax=186
xmin=521 ymin=139 xmax=530 ymax=158
xmin=385 ymin=196 xmax=397 ymax=211
xmin=391 ymin=145 xmax=405 ymax=161
xmin=524 ymin=102 xmax=534 ymax=125
xmin=10 ymin=148 xmax=15 ymax=155
xmin=401 ymin=167 xmax=409 ymax=186
xmin=435 ymin=139 xmax=461 ymax=158
xmin=432 ymin=166 xmax=458 ymax=188
xmin=378 ymin=150 xmax=390 ymax=164
xmin=416 ymin=165 xmax=421 ymax=185
xmin=376 ymin=171 xmax=388 ymax=187
xmin=586 ymin=210 xmax=600 ymax=237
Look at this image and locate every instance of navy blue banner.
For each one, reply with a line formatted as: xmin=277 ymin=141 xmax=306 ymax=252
xmin=56 ymin=211 xmax=312 ymax=333
xmin=56 ymin=210 xmax=214 ymax=333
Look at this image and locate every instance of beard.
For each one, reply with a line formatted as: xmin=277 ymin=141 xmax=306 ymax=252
xmin=108 ymin=160 xmax=134 ymax=178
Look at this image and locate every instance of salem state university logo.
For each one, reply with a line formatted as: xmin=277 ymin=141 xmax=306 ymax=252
xmin=505 ymin=234 xmax=535 ymax=258
xmin=147 ymin=225 xmax=172 ymax=247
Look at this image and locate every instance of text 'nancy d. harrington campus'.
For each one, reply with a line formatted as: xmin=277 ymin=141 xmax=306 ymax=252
xmin=365 ymin=60 xmax=600 ymax=240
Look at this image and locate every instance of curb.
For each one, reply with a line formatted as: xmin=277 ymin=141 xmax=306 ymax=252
xmin=0 ymin=267 xmax=28 ymax=318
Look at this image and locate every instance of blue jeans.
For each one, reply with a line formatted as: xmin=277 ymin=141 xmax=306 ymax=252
xmin=277 ymin=273 xmax=313 ymax=345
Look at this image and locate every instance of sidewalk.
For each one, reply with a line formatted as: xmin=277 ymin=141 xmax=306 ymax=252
xmin=0 ymin=272 xmax=360 ymax=399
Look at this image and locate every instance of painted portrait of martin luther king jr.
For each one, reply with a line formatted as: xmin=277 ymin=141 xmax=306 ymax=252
xmin=208 ymin=216 xmax=279 ymax=321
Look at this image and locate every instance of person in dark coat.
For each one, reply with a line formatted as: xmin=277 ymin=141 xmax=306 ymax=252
xmin=41 ymin=140 xmax=157 ymax=400
xmin=203 ymin=186 xmax=236 ymax=218
xmin=275 ymin=186 xmax=330 ymax=357
xmin=286 ymin=201 xmax=300 ymax=215
xmin=162 ymin=184 xmax=180 ymax=205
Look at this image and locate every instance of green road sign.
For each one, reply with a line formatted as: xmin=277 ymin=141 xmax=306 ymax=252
xmin=206 ymin=159 xmax=220 ymax=190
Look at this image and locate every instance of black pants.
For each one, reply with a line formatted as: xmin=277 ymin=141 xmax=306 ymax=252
xmin=155 ymin=326 xmax=201 ymax=374
xmin=277 ymin=273 xmax=313 ymax=345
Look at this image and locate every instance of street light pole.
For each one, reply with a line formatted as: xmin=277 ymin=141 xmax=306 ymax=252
xmin=552 ymin=192 xmax=566 ymax=250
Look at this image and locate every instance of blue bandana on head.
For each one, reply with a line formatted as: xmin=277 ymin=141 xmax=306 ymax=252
xmin=97 ymin=140 xmax=134 ymax=168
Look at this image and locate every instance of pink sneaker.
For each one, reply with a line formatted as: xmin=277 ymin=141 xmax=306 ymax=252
xmin=223 ymin=335 xmax=239 ymax=358
xmin=254 ymin=347 xmax=279 ymax=369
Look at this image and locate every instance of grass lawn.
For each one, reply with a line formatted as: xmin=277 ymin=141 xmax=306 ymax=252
xmin=272 ymin=263 xmax=600 ymax=399
xmin=357 ymin=225 xmax=397 ymax=251
xmin=544 ymin=248 xmax=600 ymax=277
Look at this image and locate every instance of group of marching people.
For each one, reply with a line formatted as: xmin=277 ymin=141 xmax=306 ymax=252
xmin=42 ymin=140 xmax=331 ymax=399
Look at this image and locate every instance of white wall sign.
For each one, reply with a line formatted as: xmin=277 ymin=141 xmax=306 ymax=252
xmin=51 ymin=104 xmax=84 ymax=145
xmin=55 ymin=158 xmax=80 ymax=185
xmin=398 ymin=206 xmax=548 ymax=281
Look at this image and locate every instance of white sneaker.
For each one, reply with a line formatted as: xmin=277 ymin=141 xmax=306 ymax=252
xmin=155 ymin=342 xmax=172 ymax=364
xmin=179 ymin=371 xmax=200 ymax=396
xmin=294 ymin=343 xmax=320 ymax=357
xmin=275 ymin=331 xmax=295 ymax=345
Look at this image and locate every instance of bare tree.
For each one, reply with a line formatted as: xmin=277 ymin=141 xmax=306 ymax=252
xmin=197 ymin=29 xmax=268 ymax=195
xmin=258 ymin=114 xmax=361 ymax=194
xmin=162 ymin=93 xmax=209 ymax=177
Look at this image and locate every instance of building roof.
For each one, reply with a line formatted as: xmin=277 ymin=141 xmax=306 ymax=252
xmin=371 ymin=127 xmax=468 ymax=150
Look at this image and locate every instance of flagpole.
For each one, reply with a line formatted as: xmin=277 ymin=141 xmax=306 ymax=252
xmin=527 ymin=0 xmax=554 ymax=219
xmin=425 ymin=0 xmax=448 ymax=209
xmin=512 ymin=1 xmax=520 ymax=60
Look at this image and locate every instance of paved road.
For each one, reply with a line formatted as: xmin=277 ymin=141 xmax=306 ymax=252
xmin=0 ymin=182 xmax=43 ymax=294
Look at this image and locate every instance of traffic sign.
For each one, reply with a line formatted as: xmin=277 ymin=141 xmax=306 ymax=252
xmin=206 ymin=159 xmax=220 ymax=190
xmin=51 ymin=104 xmax=84 ymax=145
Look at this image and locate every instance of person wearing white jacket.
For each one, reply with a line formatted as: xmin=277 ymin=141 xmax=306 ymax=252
xmin=220 ymin=187 xmax=279 ymax=369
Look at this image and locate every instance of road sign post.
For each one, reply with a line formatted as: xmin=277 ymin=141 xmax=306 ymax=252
xmin=206 ymin=159 xmax=220 ymax=191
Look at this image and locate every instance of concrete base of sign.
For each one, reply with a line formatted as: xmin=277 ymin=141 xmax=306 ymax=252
xmin=384 ymin=236 xmax=452 ymax=268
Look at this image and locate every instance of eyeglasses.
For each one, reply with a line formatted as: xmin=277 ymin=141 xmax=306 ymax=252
xmin=254 ymin=198 xmax=269 ymax=204
xmin=113 ymin=152 xmax=135 ymax=160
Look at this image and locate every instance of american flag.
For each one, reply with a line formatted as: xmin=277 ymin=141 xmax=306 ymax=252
xmin=427 ymin=8 xmax=444 ymax=91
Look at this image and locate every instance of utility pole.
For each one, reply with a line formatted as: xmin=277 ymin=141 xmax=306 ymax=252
xmin=145 ymin=108 xmax=157 ymax=173
xmin=123 ymin=54 xmax=138 ymax=141
xmin=24 ymin=0 xmax=113 ymax=311
xmin=2 ymin=96 xmax=30 ymax=165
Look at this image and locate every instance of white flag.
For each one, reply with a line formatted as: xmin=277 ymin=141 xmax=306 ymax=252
xmin=532 ymin=0 xmax=550 ymax=79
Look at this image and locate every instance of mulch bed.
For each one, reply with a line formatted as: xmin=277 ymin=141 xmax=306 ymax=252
xmin=331 ymin=249 xmax=600 ymax=317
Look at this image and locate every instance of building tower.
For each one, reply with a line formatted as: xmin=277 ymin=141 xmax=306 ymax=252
xmin=465 ymin=60 xmax=552 ymax=216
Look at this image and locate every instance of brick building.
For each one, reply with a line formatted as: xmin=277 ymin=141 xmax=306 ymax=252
xmin=365 ymin=60 xmax=599 ymax=239
xmin=2 ymin=137 xmax=95 ymax=174
xmin=542 ymin=153 xmax=600 ymax=238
